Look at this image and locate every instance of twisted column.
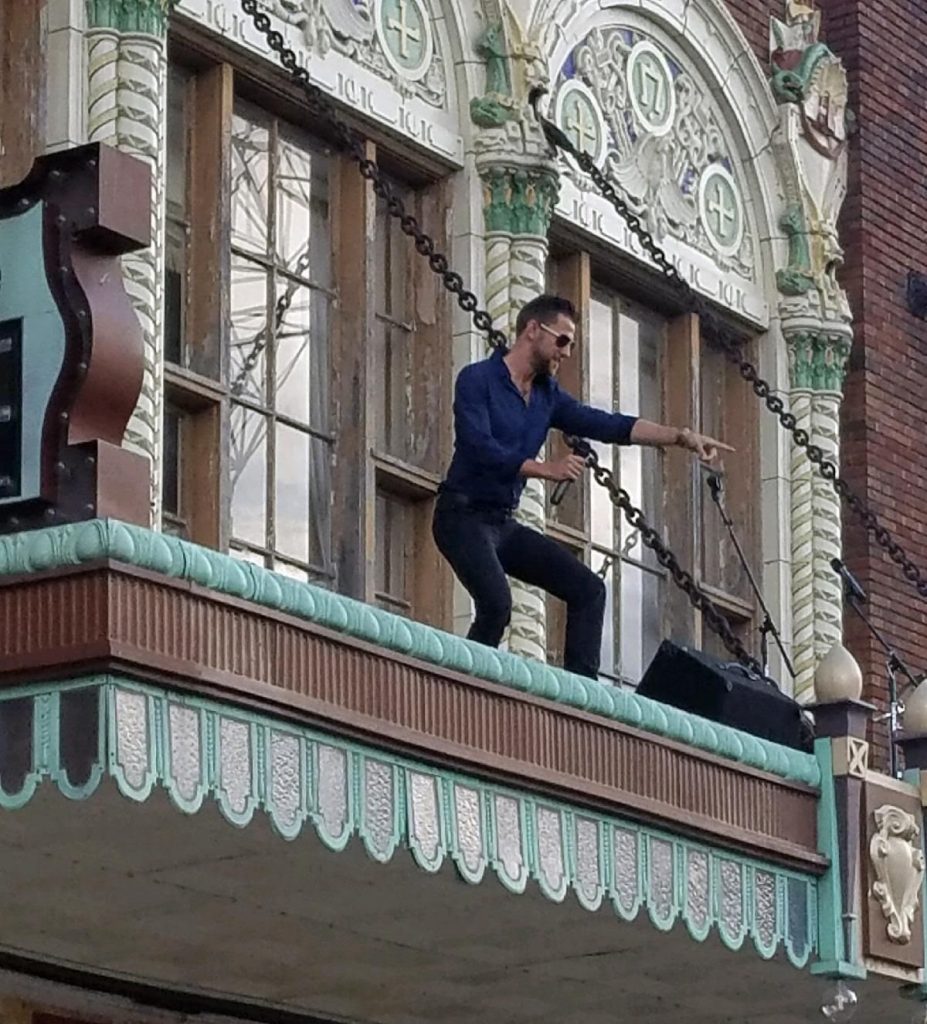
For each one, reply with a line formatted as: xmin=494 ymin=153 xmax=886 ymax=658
xmin=812 ymin=389 xmax=843 ymax=666
xmin=787 ymin=328 xmax=851 ymax=701
xmin=507 ymin=234 xmax=551 ymax=663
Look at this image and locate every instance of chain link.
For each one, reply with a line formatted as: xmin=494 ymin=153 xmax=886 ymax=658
xmin=235 ymin=2 xmax=771 ymax=673
xmin=565 ymin=438 xmax=766 ymax=675
xmin=529 ymin=89 xmax=927 ymax=603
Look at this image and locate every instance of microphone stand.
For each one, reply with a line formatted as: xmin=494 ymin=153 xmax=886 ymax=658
xmin=706 ymin=472 xmax=796 ymax=682
xmin=840 ymin=586 xmax=921 ymax=778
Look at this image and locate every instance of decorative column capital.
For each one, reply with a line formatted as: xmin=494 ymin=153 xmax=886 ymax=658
xmin=478 ymin=164 xmax=559 ymax=238
xmin=785 ymin=327 xmax=852 ymax=393
xmin=86 ymin=0 xmax=179 ymax=35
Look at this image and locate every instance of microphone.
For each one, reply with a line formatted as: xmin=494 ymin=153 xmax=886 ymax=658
xmin=831 ymin=557 xmax=867 ymax=603
xmin=707 ymin=472 xmax=724 ymax=502
xmin=551 ymin=436 xmax=593 ymax=507
xmin=551 ymin=478 xmax=572 ymax=506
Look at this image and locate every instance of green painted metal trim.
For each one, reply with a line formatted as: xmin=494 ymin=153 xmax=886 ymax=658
xmin=86 ymin=0 xmax=179 ymax=35
xmin=0 ymin=676 xmax=820 ymax=968
xmin=0 ymin=519 xmax=820 ymax=787
xmin=812 ymin=738 xmax=856 ymax=977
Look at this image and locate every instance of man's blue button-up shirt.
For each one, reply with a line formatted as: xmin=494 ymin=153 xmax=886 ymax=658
xmin=441 ymin=348 xmax=639 ymax=509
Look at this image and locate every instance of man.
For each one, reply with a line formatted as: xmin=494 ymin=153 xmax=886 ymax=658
xmin=433 ymin=294 xmax=732 ymax=680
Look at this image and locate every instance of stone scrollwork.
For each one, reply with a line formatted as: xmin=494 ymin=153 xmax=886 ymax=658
xmin=869 ymin=804 xmax=926 ymax=945
xmin=550 ymin=25 xmax=755 ymax=279
xmin=267 ymin=0 xmax=446 ymax=106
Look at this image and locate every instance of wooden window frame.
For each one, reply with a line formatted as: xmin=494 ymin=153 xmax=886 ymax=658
xmin=163 ymin=35 xmax=453 ymax=627
xmin=545 ymin=248 xmax=762 ymax=679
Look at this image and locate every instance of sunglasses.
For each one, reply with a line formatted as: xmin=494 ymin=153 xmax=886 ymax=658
xmin=538 ymin=322 xmax=576 ymax=349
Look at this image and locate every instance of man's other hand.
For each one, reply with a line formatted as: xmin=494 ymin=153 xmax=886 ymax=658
xmin=546 ymin=453 xmax=588 ymax=481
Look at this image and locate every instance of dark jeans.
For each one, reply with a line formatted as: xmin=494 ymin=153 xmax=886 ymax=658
xmin=433 ymin=495 xmax=606 ymax=679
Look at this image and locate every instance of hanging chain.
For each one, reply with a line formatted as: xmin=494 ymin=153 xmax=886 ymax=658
xmin=529 ymin=88 xmax=927 ymax=602
xmin=233 ymin=2 xmax=767 ymax=674
xmin=565 ymin=438 xmax=766 ymax=677
xmin=239 ymin=0 xmax=508 ymax=351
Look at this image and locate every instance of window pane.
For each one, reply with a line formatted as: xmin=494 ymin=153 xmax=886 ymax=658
xmin=230 ymin=405 xmax=267 ymax=547
xmin=164 ymin=219 xmax=185 ymax=366
xmin=618 ymin=563 xmax=662 ymax=685
xmin=232 ymin=546 xmax=267 ymax=568
xmin=164 ymin=67 xmax=189 ymax=367
xmin=374 ymin=189 xmax=415 ymax=462
xmin=275 ymin=132 xmax=330 ymax=281
xmin=162 ymin=406 xmax=181 ymax=517
xmin=274 ymin=559 xmax=310 ymax=583
xmin=230 ymin=256 xmax=268 ymax=403
xmin=384 ymin=325 xmax=412 ymax=455
xmin=600 ymin=562 xmax=617 ymax=681
xmin=274 ymin=423 xmax=310 ymax=563
xmin=231 ymin=110 xmax=270 ymax=255
xmin=274 ymin=278 xmax=330 ymax=431
xmin=699 ymin=344 xmax=755 ymax=600
xmin=589 ymin=296 xmax=615 ymax=549
xmin=375 ymin=490 xmax=411 ymax=612
xmin=275 ymin=423 xmax=331 ymax=570
xmin=617 ymin=307 xmax=662 ymax=561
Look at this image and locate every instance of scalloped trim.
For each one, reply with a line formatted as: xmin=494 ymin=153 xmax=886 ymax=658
xmin=0 ymin=677 xmax=818 ymax=967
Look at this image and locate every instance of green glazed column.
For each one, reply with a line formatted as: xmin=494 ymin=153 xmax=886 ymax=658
xmin=85 ymin=0 xmax=177 ymax=527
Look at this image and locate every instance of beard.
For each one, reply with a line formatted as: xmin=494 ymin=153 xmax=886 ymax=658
xmin=530 ymin=348 xmax=557 ymax=378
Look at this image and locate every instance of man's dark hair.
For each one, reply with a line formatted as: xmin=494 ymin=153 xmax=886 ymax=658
xmin=515 ymin=294 xmax=577 ymax=336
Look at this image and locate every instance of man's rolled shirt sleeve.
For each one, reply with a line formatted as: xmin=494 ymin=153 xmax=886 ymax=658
xmin=454 ymin=367 xmax=529 ymax=478
xmin=551 ymin=387 xmax=638 ymax=444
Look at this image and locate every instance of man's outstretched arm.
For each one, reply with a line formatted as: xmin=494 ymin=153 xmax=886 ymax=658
xmin=552 ymin=389 xmax=733 ymax=462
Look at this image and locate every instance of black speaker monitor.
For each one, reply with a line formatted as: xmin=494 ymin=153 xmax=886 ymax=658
xmin=637 ymin=640 xmax=806 ymax=751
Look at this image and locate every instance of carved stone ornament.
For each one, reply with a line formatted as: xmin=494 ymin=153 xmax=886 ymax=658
xmin=770 ymin=1 xmax=852 ymax=324
xmin=267 ymin=0 xmax=446 ymax=106
xmin=550 ymin=25 xmax=756 ymax=278
xmin=869 ymin=804 xmax=926 ymax=945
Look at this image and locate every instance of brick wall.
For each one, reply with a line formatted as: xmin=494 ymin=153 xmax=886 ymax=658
xmin=723 ymin=0 xmax=777 ymax=69
xmin=824 ymin=0 xmax=927 ymax=766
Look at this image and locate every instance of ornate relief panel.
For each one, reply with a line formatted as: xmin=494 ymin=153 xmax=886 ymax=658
xmin=863 ymin=777 xmax=926 ymax=972
xmin=547 ymin=13 xmax=769 ymax=325
xmin=175 ymin=0 xmax=462 ymax=163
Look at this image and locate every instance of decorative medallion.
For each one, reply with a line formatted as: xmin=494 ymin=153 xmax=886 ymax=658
xmin=555 ymin=80 xmax=607 ymax=164
xmin=257 ymin=0 xmax=446 ymax=108
xmin=376 ymin=0 xmax=433 ymax=81
xmin=626 ymin=40 xmax=676 ymax=138
xmin=698 ymin=163 xmax=744 ymax=257
xmin=553 ymin=26 xmax=755 ymax=277
xmin=869 ymin=804 xmax=925 ymax=945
